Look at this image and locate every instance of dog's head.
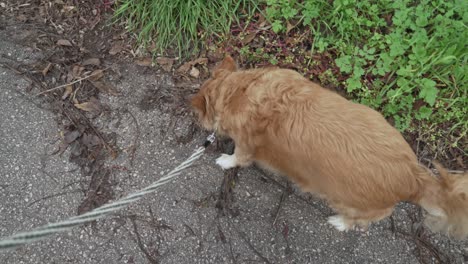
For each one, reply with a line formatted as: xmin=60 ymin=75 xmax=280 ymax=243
xmin=191 ymin=55 xmax=237 ymax=131
xmin=423 ymin=162 xmax=468 ymax=239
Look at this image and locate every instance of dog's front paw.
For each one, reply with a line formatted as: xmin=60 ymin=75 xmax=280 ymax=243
xmin=216 ymin=154 xmax=237 ymax=170
xmin=327 ymin=215 xmax=350 ymax=232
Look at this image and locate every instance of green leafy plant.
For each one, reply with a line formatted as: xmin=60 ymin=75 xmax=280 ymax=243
xmin=265 ymin=0 xmax=467 ymax=139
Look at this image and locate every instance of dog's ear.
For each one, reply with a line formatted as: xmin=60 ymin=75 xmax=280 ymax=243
xmin=191 ymin=93 xmax=207 ymax=116
xmin=213 ymin=55 xmax=237 ymax=78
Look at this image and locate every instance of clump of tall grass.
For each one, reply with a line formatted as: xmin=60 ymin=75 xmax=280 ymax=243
xmin=114 ymin=0 xmax=258 ymax=57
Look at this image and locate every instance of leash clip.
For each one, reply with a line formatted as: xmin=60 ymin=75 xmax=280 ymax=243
xmin=203 ymin=132 xmax=216 ymax=147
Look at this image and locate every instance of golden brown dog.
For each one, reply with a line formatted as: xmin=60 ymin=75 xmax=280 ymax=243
xmin=191 ymin=55 xmax=468 ymax=239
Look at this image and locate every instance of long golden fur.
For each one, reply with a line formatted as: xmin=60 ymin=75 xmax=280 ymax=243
xmin=191 ymin=56 xmax=468 ymax=239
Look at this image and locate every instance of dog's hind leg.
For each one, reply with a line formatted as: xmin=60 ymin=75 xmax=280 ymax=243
xmin=328 ymin=205 xmax=394 ymax=232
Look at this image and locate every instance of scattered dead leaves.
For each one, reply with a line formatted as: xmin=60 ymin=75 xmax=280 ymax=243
xmin=6 ymin=0 xmax=121 ymax=221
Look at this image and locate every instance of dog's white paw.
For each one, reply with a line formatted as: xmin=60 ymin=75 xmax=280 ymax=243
xmin=328 ymin=215 xmax=350 ymax=232
xmin=216 ymin=154 xmax=237 ymax=170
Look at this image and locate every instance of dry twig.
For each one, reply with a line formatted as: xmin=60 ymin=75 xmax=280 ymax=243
xmin=35 ymin=67 xmax=109 ymax=96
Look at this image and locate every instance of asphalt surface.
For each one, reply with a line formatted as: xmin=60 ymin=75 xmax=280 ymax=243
xmin=0 ymin=23 xmax=467 ymax=264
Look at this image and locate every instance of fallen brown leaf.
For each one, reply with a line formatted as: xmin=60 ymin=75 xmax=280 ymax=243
xmin=176 ymin=62 xmax=192 ymax=73
xmin=135 ymin=57 xmax=152 ymax=67
xmin=90 ymin=81 xmax=119 ymax=96
xmin=156 ymin=57 xmax=175 ymax=72
xmin=17 ymin=14 xmax=27 ymax=23
xmin=109 ymin=43 xmax=123 ymax=55
xmin=189 ymin=67 xmax=200 ymax=78
xmin=192 ymin=57 xmax=208 ymax=65
xmin=242 ymin=32 xmax=257 ymax=45
xmin=69 ymin=141 xmax=83 ymax=156
xmin=64 ymin=130 xmax=81 ymax=144
xmin=62 ymin=84 xmax=73 ymax=100
xmin=57 ymin=39 xmax=73 ymax=46
xmin=72 ymin=65 xmax=85 ymax=78
xmin=456 ymin=156 xmax=464 ymax=168
xmin=62 ymin=5 xmax=75 ymax=12
xmin=176 ymin=57 xmax=208 ymax=73
xmin=42 ymin=63 xmax=52 ymax=76
xmin=286 ymin=21 xmax=295 ymax=34
xmin=82 ymin=58 xmax=101 ymax=66
xmin=257 ymin=13 xmax=266 ymax=25
xmin=82 ymin=133 xmax=101 ymax=148
xmin=74 ymin=97 xmax=101 ymax=112
xmin=89 ymin=69 xmax=104 ymax=81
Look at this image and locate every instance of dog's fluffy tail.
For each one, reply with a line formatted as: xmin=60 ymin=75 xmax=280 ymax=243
xmin=417 ymin=162 xmax=468 ymax=239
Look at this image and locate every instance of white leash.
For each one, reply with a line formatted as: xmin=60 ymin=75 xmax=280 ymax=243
xmin=0 ymin=132 xmax=216 ymax=251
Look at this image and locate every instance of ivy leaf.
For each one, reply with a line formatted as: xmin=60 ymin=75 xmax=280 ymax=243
xmin=384 ymin=100 xmax=400 ymax=115
xmin=281 ymin=6 xmax=298 ymax=19
xmin=396 ymin=77 xmax=410 ymax=91
xmin=316 ymin=38 xmax=329 ymax=52
xmin=415 ymin=106 xmax=432 ymax=120
xmin=271 ymin=20 xmax=284 ymax=33
xmin=415 ymin=6 xmax=430 ymax=27
xmin=375 ymin=52 xmax=393 ymax=76
xmin=346 ymin=77 xmax=362 ymax=92
xmin=394 ymin=114 xmax=411 ymax=132
xmin=353 ymin=64 xmax=365 ymax=77
xmin=266 ymin=6 xmax=279 ymax=20
xmin=335 ymin=55 xmax=352 ymax=73
xmin=396 ymin=65 xmax=413 ymax=77
xmin=390 ymin=40 xmax=406 ymax=57
xmin=392 ymin=9 xmax=411 ymax=29
xmin=412 ymin=44 xmax=426 ymax=60
xmin=418 ymin=78 xmax=438 ymax=106
xmin=302 ymin=2 xmax=319 ymax=25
